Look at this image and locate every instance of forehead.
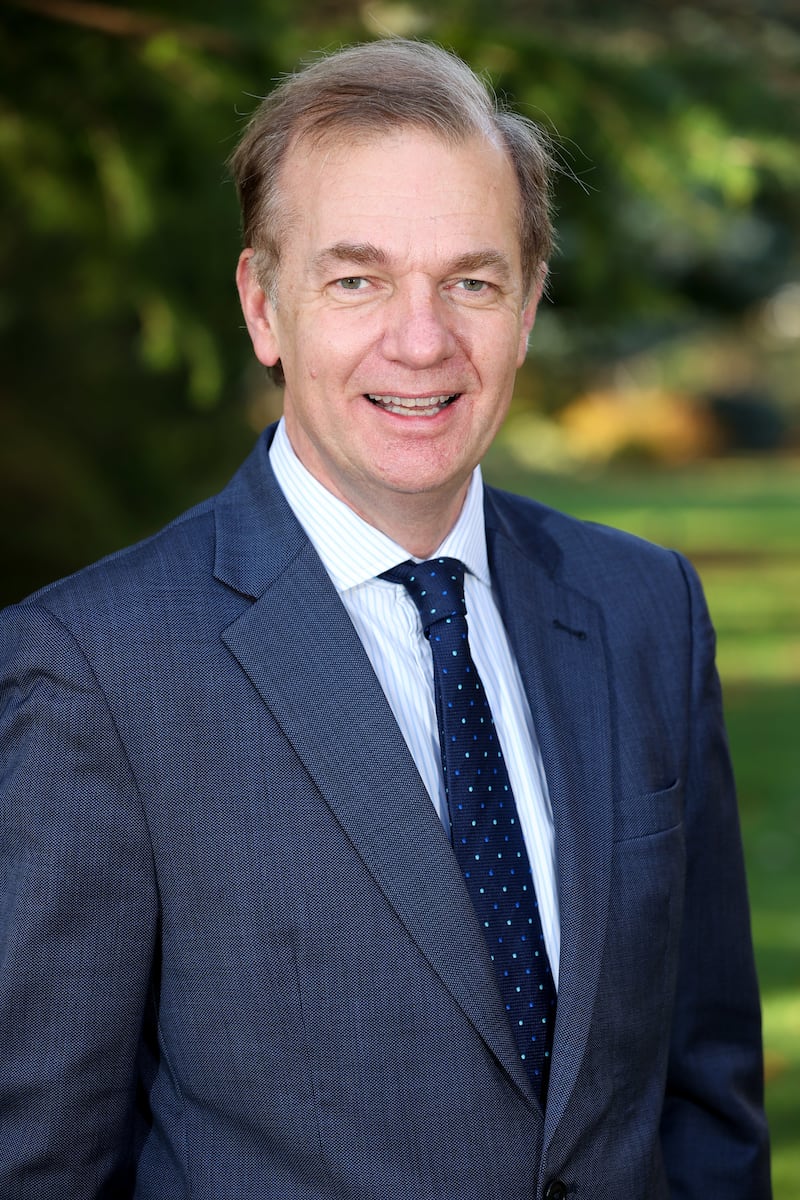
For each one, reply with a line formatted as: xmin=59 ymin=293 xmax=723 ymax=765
xmin=277 ymin=127 xmax=523 ymax=265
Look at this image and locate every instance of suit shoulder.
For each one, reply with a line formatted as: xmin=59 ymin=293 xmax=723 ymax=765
xmin=484 ymin=484 xmax=700 ymax=606
xmin=484 ymin=486 xmax=713 ymax=678
xmin=4 ymin=496 xmax=217 ymax=631
xmin=486 ymin=484 xmax=680 ymax=565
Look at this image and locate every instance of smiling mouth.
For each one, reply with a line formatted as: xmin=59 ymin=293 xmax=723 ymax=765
xmin=365 ymin=393 xmax=460 ymax=416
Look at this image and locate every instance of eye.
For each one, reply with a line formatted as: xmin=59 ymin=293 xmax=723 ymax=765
xmin=336 ymin=276 xmax=367 ymax=291
xmin=453 ymin=278 xmax=494 ymax=296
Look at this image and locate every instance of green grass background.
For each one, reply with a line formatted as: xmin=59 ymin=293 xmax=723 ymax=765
xmin=484 ymin=445 xmax=800 ymax=1194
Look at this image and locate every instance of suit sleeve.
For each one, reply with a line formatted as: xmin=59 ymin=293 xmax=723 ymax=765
xmin=660 ymin=555 xmax=771 ymax=1197
xmin=0 ymin=601 xmax=158 ymax=1198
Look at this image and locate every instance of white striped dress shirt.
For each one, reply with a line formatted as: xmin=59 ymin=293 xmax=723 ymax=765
xmin=269 ymin=419 xmax=560 ymax=984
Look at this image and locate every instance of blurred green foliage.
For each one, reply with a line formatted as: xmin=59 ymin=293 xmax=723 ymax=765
xmin=1 ymin=0 xmax=799 ymax=601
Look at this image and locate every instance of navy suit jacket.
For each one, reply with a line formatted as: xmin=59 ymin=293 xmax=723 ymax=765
xmin=0 ymin=426 xmax=770 ymax=1198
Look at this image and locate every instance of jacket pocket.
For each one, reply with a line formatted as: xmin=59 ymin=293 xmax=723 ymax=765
xmin=613 ymin=777 xmax=683 ymax=842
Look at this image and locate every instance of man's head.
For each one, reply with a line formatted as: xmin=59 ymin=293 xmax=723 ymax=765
xmin=230 ymin=39 xmax=555 ymax=305
xmin=232 ymin=40 xmax=556 ymax=554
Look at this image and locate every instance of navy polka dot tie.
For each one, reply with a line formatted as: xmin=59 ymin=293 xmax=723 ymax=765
xmin=381 ymin=557 xmax=556 ymax=1099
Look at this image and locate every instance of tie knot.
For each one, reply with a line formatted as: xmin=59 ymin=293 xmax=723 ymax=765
xmin=380 ymin=557 xmax=467 ymax=631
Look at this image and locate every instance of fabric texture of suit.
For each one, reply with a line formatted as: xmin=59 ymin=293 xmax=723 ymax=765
xmin=0 ymin=424 xmax=770 ymax=1198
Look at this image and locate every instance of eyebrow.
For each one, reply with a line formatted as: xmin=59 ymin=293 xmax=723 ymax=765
xmin=446 ymin=251 xmax=514 ymax=285
xmin=312 ymin=242 xmax=389 ymax=273
xmin=312 ymin=242 xmax=515 ymax=284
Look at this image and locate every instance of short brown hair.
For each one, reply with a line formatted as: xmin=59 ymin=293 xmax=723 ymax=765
xmin=229 ymin=39 xmax=555 ymax=299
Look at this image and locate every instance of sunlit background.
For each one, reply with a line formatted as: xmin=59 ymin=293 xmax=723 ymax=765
xmin=2 ymin=0 xmax=798 ymax=1189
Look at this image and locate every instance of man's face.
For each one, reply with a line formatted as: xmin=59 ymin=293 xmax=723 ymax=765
xmin=238 ymin=127 xmax=541 ymax=537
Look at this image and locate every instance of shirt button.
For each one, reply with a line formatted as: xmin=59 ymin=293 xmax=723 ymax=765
xmin=543 ymin=1181 xmax=568 ymax=1200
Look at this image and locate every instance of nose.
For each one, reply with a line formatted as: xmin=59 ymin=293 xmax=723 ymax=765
xmin=380 ymin=280 xmax=458 ymax=368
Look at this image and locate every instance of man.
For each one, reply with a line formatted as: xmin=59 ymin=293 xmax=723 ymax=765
xmin=0 ymin=38 xmax=770 ymax=1199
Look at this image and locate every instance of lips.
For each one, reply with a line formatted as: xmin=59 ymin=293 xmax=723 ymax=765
xmin=365 ymin=393 xmax=460 ymax=416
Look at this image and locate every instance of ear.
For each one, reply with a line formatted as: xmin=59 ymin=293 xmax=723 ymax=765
xmin=516 ymin=261 xmax=548 ymax=366
xmin=236 ymin=249 xmax=281 ymax=367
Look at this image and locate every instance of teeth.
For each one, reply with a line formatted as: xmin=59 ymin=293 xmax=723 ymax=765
xmin=366 ymin=393 xmax=458 ymax=415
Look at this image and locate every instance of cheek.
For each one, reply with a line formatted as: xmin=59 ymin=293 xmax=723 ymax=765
xmin=301 ymin=323 xmax=358 ymax=384
xmin=467 ymin=319 xmax=525 ymax=377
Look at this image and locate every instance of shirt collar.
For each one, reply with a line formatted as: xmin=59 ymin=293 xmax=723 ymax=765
xmin=269 ymin=417 xmax=490 ymax=593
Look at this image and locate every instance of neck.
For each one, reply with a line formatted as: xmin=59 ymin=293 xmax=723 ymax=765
xmin=278 ymin=419 xmax=473 ymax=558
xmin=347 ymin=487 xmax=468 ymax=559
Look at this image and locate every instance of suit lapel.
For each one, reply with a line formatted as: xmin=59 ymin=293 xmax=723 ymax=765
xmin=213 ymin=434 xmax=537 ymax=1106
xmin=486 ymin=491 xmax=614 ymax=1141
